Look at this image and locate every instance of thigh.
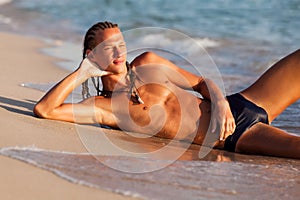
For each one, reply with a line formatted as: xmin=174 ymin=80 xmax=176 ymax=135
xmin=241 ymin=49 xmax=300 ymax=122
xmin=235 ymin=123 xmax=300 ymax=159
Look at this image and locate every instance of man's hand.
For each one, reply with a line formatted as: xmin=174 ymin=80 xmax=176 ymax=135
xmin=210 ymin=99 xmax=236 ymax=141
xmin=79 ymin=58 xmax=112 ymax=77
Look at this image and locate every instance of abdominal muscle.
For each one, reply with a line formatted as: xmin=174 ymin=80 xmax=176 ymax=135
xmin=125 ymin=84 xmax=212 ymax=145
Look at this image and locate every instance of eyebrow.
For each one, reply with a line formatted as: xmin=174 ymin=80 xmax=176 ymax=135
xmin=103 ymin=41 xmax=126 ymax=46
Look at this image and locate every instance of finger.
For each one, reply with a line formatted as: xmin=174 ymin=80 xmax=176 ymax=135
xmin=232 ymin=119 xmax=236 ymax=130
xmin=223 ymin=121 xmax=233 ymax=138
xmin=219 ymin=120 xmax=226 ymax=140
xmin=231 ymin=122 xmax=236 ymax=133
xmin=219 ymin=128 xmax=225 ymax=141
xmin=210 ymin=118 xmax=216 ymax=133
xmin=100 ymin=71 xmax=113 ymax=76
xmin=84 ymin=58 xmax=97 ymax=67
xmin=226 ymin=120 xmax=230 ymax=134
xmin=80 ymin=58 xmax=95 ymax=70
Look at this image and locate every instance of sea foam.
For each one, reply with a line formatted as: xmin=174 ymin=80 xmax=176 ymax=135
xmin=0 ymin=0 xmax=11 ymax=5
xmin=1 ymin=146 xmax=299 ymax=200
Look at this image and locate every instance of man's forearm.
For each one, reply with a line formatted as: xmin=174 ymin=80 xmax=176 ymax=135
xmin=33 ymin=68 xmax=88 ymax=118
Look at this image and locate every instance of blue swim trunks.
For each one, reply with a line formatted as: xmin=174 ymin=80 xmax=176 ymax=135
xmin=224 ymin=93 xmax=269 ymax=152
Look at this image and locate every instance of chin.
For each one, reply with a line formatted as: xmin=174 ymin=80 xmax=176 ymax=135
xmin=109 ymin=65 xmax=127 ymax=74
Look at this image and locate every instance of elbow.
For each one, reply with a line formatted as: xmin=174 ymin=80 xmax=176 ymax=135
xmin=33 ymin=103 xmax=49 ymax=119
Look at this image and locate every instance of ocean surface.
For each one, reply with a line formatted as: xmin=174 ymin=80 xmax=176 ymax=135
xmin=1 ymin=0 xmax=299 ymax=131
xmin=1 ymin=0 xmax=300 ymax=199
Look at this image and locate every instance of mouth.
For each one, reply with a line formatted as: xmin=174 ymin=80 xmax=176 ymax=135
xmin=113 ymin=59 xmax=125 ymax=65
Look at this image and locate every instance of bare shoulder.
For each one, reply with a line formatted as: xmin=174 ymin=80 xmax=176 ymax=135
xmin=131 ymin=51 xmax=159 ymax=67
xmin=130 ymin=51 xmax=201 ymax=89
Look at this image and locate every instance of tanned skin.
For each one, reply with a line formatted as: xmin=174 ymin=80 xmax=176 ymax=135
xmin=34 ymin=27 xmax=300 ymax=159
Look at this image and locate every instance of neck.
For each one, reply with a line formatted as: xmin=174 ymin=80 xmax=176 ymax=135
xmin=101 ymin=67 xmax=144 ymax=104
xmin=101 ymin=71 xmax=127 ymax=92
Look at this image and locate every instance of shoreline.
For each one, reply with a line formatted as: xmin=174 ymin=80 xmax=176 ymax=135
xmin=0 ymin=31 xmax=137 ymax=200
xmin=1 ymin=30 xmax=300 ymax=199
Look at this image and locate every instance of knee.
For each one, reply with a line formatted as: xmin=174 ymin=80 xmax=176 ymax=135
xmin=292 ymin=49 xmax=300 ymax=65
xmin=291 ymin=49 xmax=300 ymax=58
xmin=283 ymin=49 xmax=300 ymax=68
xmin=131 ymin=51 xmax=158 ymax=67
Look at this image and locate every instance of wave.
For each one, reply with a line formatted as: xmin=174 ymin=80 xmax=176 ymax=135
xmin=1 ymin=146 xmax=299 ymax=200
xmin=0 ymin=0 xmax=11 ymax=5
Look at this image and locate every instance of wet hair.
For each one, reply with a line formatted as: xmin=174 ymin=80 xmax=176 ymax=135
xmin=81 ymin=21 xmax=119 ymax=99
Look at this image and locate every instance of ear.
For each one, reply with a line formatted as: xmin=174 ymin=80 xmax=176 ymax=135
xmin=86 ymin=49 xmax=92 ymax=56
xmin=86 ymin=49 xmax=97 ymax=62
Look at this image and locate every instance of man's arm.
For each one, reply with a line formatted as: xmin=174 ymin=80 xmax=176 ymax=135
xmin=131 ymin=52 xmax=220 ymax=96
xmin=34 ymin=59 xmax=113 ymax=124
xmin=131 ymin=52 xmax=235 ymax=141
xmin=166 ymin=64 xmax=236 ymax=142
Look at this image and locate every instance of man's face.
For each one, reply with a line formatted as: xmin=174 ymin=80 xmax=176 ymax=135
xmin=89 ymin=28 xmax=127 ymax=74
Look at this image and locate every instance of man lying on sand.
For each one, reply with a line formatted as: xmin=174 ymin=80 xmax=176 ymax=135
xmin=34 ymin=21 xmax=300 ymax=159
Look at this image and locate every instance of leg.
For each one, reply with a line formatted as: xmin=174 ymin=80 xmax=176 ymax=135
xmin=236 ymin=123 xmax=300 ymax=159
xmin=241 ymin=49 xmax=300 ymax=122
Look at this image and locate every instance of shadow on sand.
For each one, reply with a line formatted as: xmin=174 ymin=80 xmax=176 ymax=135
xmin=0 ymin=96 xmax=36 ymax=117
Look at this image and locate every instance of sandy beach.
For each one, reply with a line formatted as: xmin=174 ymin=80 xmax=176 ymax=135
xmin=1 ymin=0 xmax=300 ymax=198
xmin=0 ymin=31 xmax=136 ymax=200
xmin=1 ymin=31 xmax=299 ymax=200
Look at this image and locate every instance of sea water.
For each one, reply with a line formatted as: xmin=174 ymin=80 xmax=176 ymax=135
xmin=2 ymin=0 xmax=298 ymax=131
xmin=0 ymin=0 xmax=300 ymax=199
xmin=1 ymin=146 xmax=299 ymax=200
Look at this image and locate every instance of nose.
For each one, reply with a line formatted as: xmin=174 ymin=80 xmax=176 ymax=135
xmin=113 ymin=46 xmax=123 ymax=58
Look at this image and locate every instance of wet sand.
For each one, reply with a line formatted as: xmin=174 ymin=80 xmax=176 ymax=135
xmin=1 ymin=142 xmax=299 ymax=200
xmin=0 ymin=31 xmax=299 ymax=200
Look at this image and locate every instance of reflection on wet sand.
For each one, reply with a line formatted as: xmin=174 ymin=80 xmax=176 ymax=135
xmin=1 ymin=143 xmax=299 ymax=200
